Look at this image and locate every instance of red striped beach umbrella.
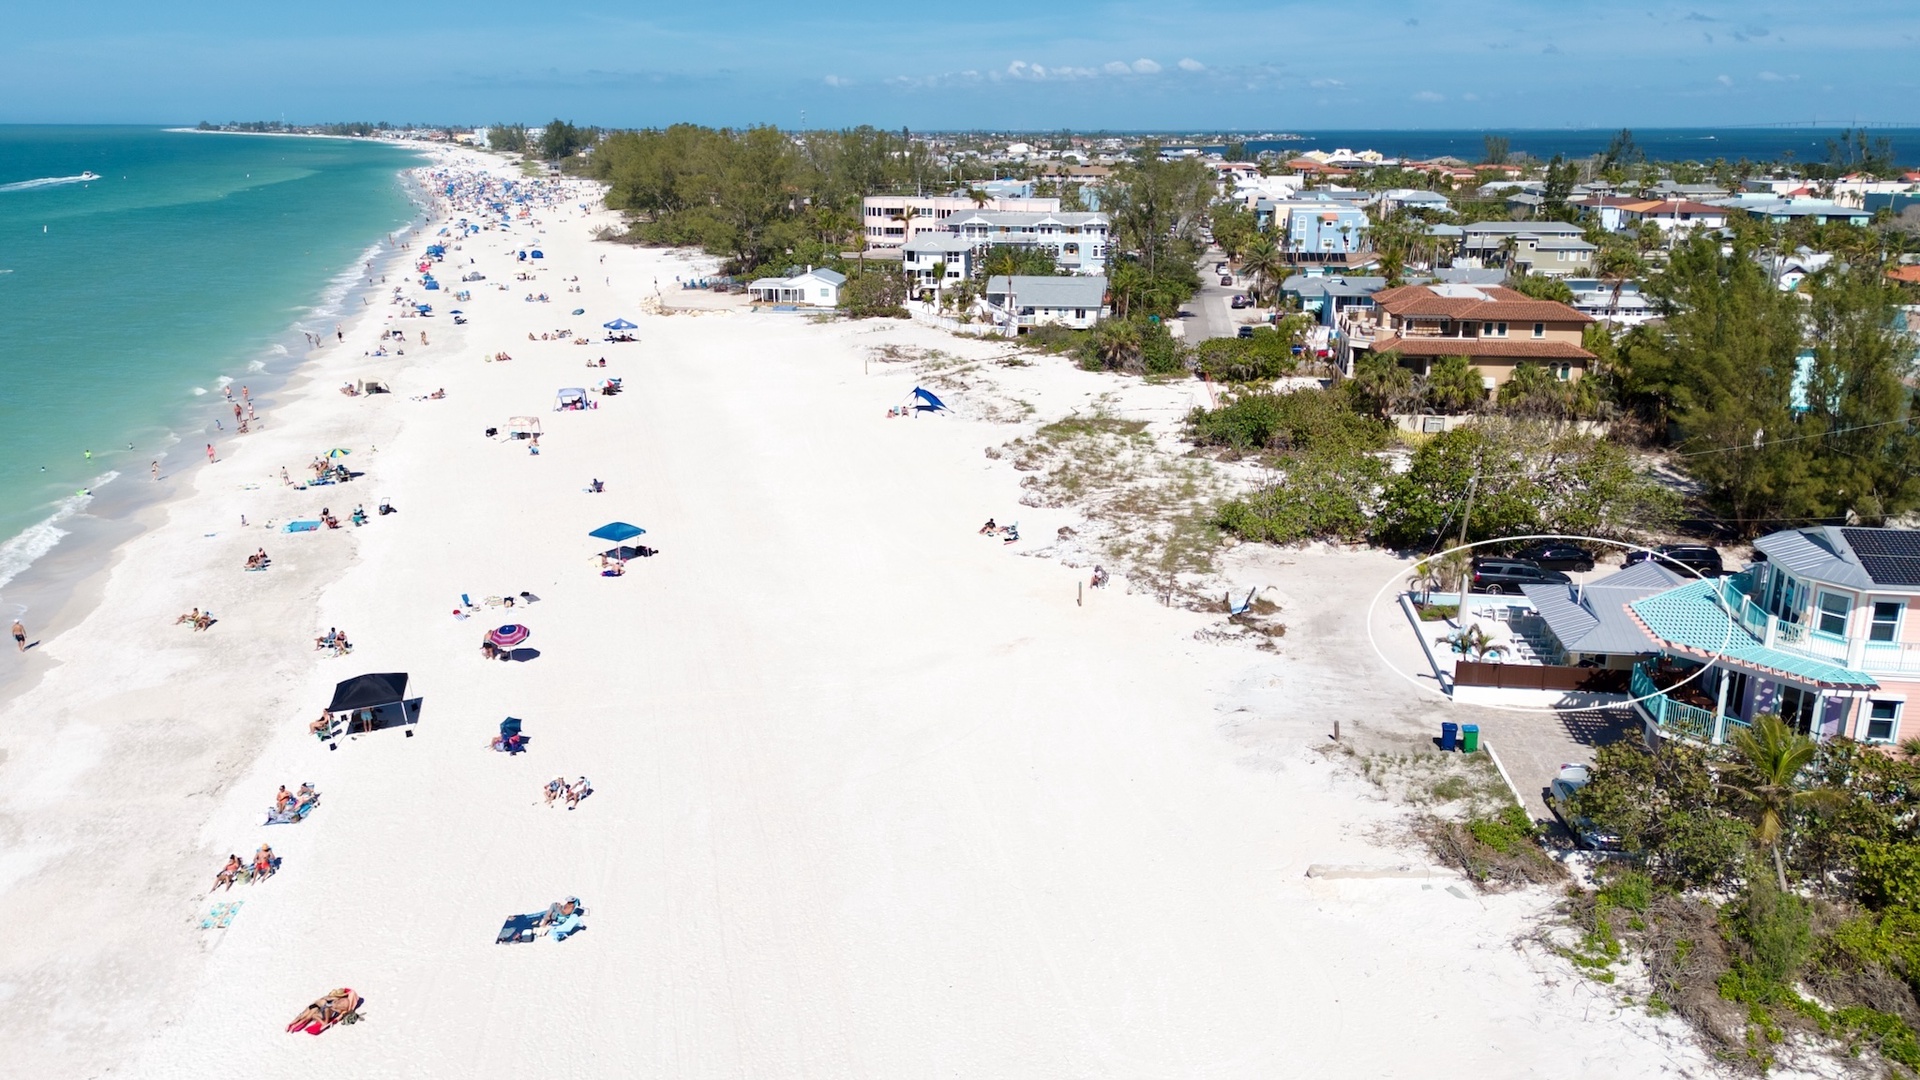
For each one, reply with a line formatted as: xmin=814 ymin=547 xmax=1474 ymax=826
xmin=486 ymin=624 xmax=530 ymax=648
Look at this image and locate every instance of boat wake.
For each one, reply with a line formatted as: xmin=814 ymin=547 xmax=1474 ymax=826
xmin=0 ymin=172 xmax=99 ymax=193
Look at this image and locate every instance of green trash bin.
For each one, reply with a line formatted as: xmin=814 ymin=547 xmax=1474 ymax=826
xmin=1461 ymin=723 xmax=1480 ymax=753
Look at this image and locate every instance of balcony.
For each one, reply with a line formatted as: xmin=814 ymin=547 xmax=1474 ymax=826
xmin=1631 ymin=661 xmax=1752 ymax=744
xmin=1719 ymin=572 xmax=1920 ymax=676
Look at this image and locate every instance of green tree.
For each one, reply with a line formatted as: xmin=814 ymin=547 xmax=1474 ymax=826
xmin=1569 ymin=740 xmax=1750 ymax=889
xmin=1238 ymin=237 xmax=1287 ymax=306
xmin=1347 ymin=351 xmax=1418 ymax=418
xmin=1482 ymin=134 xmax=1510 ymax=166
xmin=1723 ymin=714 xmax=1845 ymax=890
xmin=1089 ymin=318 xmax=1143 ymax=372
xmin=535 ymin=119 xmax=591 ymax=162
xmin=1508 ymin=273 xmax=1576 ymax=303
xmin=1424 ymin=354 xmax=1488 ymax=414
xmin=1802 ymin=264 xmax=1920 ymax=523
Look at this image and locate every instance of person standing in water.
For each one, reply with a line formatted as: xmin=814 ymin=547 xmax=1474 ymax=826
xmin=11 ymin=620 xmax=25 ymax=652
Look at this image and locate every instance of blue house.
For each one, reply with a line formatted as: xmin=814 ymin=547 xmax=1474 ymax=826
xmin=1286 ymin=206 xmax=1369 ymax=258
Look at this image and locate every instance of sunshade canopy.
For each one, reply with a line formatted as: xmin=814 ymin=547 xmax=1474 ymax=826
xmin=589 ymin=522 xmax=646 ymax=542
xmin=328 ymin=672 xmax=410 ymax=712
xmin=912 ymin=386 xmax=948 ymax=411
xmin=603 ymin=318 xmax=637 ymax=330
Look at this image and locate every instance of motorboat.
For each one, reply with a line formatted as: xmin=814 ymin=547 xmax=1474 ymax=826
xmin=79 ymin=171 xmax=100 ymax=181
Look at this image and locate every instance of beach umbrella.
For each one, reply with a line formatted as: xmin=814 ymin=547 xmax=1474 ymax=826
xmin=603 ymin=318 xmax=637 ymax=331
xmin=588 ymin=522 xmax=646 ymax=544
xmin=326 ymin=448 xmax=351 ymax=459
xmin=486 ymin=624 xmax=531 ymax=648
xmin=572 ymin=308 xmax=585 ymax=315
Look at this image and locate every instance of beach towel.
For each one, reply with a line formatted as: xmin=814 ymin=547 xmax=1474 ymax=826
xmin=285 ymin=521 xmax=320 ymax=533
xmin=200 ymin=901 xmax=243 ymax=930
xmin=549 ymin=913 xmax=584 ymax=941
xmin=497 ymin=913 xmax=543 ymax=944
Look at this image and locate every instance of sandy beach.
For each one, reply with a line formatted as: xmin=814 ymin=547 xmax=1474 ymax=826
xmin=0 ymin=148 xmax=1710 ymax=1078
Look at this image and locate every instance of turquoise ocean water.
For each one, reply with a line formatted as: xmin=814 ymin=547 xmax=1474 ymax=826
xmin=0 ymin=126 xmax=425 ymax=594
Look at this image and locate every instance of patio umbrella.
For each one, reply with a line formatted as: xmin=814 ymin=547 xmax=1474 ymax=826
xmin=486 ymin=624 xmax=531 ymax=648
xmin=588 ymin=522 xmax=646 ymax=544
xmin=603 ymin=318 xmax=637 ymax=331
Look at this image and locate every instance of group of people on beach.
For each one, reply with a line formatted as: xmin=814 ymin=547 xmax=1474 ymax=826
xmin=543 ymin=776 xmax=592 ymax=809
xmin=213 ymin=844 xmax=278 ymax=890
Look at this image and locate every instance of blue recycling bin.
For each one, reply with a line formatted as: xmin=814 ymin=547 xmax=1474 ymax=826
xmin=1440 ymin=721 xmax=1459 ymax=752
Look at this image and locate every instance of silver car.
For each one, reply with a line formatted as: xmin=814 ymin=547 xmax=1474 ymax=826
xmin=1548 ymin=763 xmax=1622 ymax=851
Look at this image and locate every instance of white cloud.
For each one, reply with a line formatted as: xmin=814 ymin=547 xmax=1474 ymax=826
xmin=1104 ymin=60 xmax=1132 ymax=75
xmin=823 ymin=74 xmax=849 ymax=87
xmin=1132 ymin=58 xmax=1162 ymax=74
xmin=1177 ymin=58 xmax=1205 ymax=72
xmin=1462 ymin=92 xmax=1480 ymax=102
xmin=1716 ymin=73 xmax=1734 ymax=85
xmin=1310 ymin=78 xmax=1344 ymax=89
xmin=1755 ymin=70 xmax=1799 ymax=82
xmin=1007 ymin=60 xmax=1029 ymax=78
xmin=1412 ymin=89 xmax=1445 ymax=102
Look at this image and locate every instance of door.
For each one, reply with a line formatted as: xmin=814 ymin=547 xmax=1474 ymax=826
xmin=1777 ymin=685 xmax=1817 ymax=735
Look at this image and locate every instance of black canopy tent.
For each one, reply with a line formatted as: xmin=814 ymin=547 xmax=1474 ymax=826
xmin=327 ymin=672 xmax=417 ymax=736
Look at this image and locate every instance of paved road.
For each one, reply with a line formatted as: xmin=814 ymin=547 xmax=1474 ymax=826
xmin=1184 ymin=246 xmax=1245 ymax=344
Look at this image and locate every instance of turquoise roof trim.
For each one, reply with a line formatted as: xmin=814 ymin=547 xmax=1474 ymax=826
xmin=1629 ymin=579 xmax=1877 ymax=688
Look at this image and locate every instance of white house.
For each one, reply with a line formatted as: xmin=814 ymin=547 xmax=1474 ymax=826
xmin=981 ymin=275 xmax=1109 ymax=331
xmin=941 ymin=211 xmax=1111 ymax=274
xmin=861 ymin=193 xmax=1061 ymax=248
xmin=747 ymin=266 xmax=845 ymax=307
xmin=901 ymin=234 xmax=976 ymax=298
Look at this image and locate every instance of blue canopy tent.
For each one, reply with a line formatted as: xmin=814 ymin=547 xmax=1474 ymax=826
xmin=589 ymin=522 xmax=646 ymax=543
xmin=603 ymin=318 xmax=637 ymax=331
xmin=529 ymin=249 xmax=544 ymax=259
xmin=910 ymin=387 xmax=948 ymax=413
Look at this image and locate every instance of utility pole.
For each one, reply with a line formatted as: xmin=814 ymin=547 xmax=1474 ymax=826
xmin=1457 ymin=473 xmax=1479 ymax=547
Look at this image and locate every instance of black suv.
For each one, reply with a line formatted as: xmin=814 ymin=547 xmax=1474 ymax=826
xmin=1511 ymin=542 xmax=1596 ymax=573
xmin=1468 ymin=557 xmax=1570 ymax=594
xmin=1624 ymin=544 xmax=1724 ymax=578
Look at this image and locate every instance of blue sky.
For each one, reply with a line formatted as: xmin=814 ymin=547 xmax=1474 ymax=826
xmin=4 ymin=1 xmax=1917 ymax=129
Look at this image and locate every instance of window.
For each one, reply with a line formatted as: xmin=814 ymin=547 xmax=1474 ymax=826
xmin=1816 ymin=592 xmax=1851 ymax=637
xmin=819 ymin=289 xmax=830 ymax=299
xmin=1866 ymin=700 xmax=1902 ymax=743
xmin=1484 ymin=322 xmax=1507 ymax=337
xmin=1074 ymin=309 xmax=1086 ymax=319
xmin=1533 ymin=322 xmax=1545 ymax=338
xmin=1871 ymin=601 xmax=1903 ymax=643
xmin=1778 ymin=685 xmax=1817 ymax=735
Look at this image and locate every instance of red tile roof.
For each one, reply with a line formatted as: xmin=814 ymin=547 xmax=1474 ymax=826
xmin=1368 ymin=334 xmax=1596 ymax=361
xmin=1619 ymin=199 xmax=1728 ymax=215
xmin=1370 ymin=284 xmax=1593 ymax=324
xmin=1888 ymin=265 xmax=1920 ymax=284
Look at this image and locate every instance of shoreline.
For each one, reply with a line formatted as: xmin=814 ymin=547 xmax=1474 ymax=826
xmin=0 ymin=161 xmax=436 ymax=703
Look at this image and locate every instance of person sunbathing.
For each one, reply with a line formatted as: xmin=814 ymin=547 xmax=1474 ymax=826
xmin=275 ymin=785 xmax=296 ymax=813
xmin=565 ymin=776 xmax=591 ymax=809
xmin=193 ymin=611 xmax=213 ymax=631
xmin=253 ymin=845 xmax=277 ymax=880
xmin=539 ymin=898 xmax=579 ymax=926
xmin=545 ymin=776 xmax=566 ymax=807
xmin=245 ymin=554 xmax=264 ymax=570
xmin=332 ymin=632 xmax=352 ymax=653
xmin=481 ymin=640 xmax=501 ymax=660
xmin=286 ymin=988 xmax=361 ymax=1034
xmin=309 ymin=710 xmax=333 ymax=737
xmin=978 ymin=519 xmax=996 ymax=534
xmin=177 ymin=607 xmax=202 ymax=626
xmin=429 ymin=388 xmax=446 ymax=399
xmin=214 ymin=854 xmax=244 ymax=892
xmin=315 ymin=629 xmax=338 ymax=651
xmin=296 ymin=782 xmax=318 ymax=803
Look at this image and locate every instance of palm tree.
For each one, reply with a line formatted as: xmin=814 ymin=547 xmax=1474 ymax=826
xmin=1721 ymin=713 xmax=1845 ymax=890
xmin=1091 ymin=319 xmax=1143 ymax=371
xmin=889 ymin=205 xmax=920 ymax=250
xmin=1594 ymin=242 xmax=1643 ymax=321
xmin=1239 ymin=238 xmax=1286 ymax=306
xmin=1436 ymin=624 xmax=1508 ymax=661
xmin=928 ymin=260 xmax=947 ymax=309
xmin=967 ymin=188 xmax=990 ymax=209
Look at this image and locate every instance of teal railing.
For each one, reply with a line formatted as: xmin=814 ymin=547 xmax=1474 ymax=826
xmin=1632 ymin=661 xmax=1719 ymax=743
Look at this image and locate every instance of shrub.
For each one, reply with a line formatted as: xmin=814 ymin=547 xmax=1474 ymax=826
xmin=1186 ymin=388 xmax=1389 ymax=456
xmin=1191 ymin=327 xmax=1301 ymax=382
xmin=837 ymin=268 xmax=908 ymax=318
xmin=1214 ymin=449 xmax=1386 ymax=544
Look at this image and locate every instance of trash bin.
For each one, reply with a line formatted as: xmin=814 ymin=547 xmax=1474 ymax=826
xmin=1461 ymin=724 xmax=1480 ymax=753
xmin=1440 ymin=721 xmax=1458 ymax=752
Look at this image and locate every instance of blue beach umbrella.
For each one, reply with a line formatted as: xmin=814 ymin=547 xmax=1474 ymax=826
xmin=603 ymin=318 xmax=637 ymax=331
xmin=588 ymin=522 xmax=645 ymax=544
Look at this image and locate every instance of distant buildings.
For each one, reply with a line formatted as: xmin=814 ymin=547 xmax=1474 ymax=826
xmin=861 ymin=193 xmax=1061 ymax=248
xmin=941 ymin=210 xmax=1110 ymax=274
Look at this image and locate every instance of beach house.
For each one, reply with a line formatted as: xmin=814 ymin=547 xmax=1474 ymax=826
xmin=1458 ymin=221 xmax=1591 ymax=276
xmin=939 ymin=211 xmax=1111 ymax=274
xmin=980 ymin=275 xmax=1109 ymax=331
xmin=861 ymin=193 xmax=1061 ymax=248
xmin=900 ymin=234 xmax=977 ymax=298
xmin=746 ymin=266 xmax=845 ymax=307
xmin=1627 ymin=527 xmax=1920 ymax=748
xmin=1341 ymin=283 xmax=1596 ymax=390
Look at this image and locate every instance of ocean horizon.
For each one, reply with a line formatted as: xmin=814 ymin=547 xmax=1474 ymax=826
xmin=0 ymin=125 xmax=426 ymax=607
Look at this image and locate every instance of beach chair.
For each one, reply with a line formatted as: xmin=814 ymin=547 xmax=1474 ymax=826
xmin=1226 ymin=588 xmax=1258 ymax=617
xmin=497 ymin=913 xmax=543 ymax=944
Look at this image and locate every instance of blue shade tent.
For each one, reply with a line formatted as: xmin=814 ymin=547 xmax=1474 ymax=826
xmin=529 ymin=250 xmax=545 ymax=259
xmin=589 ymin=522 xmax=646 ymax=543
xmin=603 ymin=318 xmax=637 ymax=331
xmin=911 ymin=387 xmax=948 ymax=412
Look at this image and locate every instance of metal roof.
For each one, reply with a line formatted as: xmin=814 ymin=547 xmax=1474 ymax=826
xmin=1752 ymin=527 xmax=1874 ymax=590
xmin=1521 ymin=562 xmax=1684 ymax=656
xmin=1629 ymin=579 xmax=1877 ymax=688
xmin=984 ymin=275 xmax=1108 ymax=309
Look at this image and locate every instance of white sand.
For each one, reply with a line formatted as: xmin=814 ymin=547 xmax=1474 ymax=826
xmin=0 ymin=149 xmax=1709 ymax=1078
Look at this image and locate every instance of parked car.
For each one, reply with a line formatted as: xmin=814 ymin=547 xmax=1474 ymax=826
xmin=1548 ymin=763 xmax=1621 ymax=851
xmin=1624 ymin=544 xmax=1724 ymax=578
xmin=1176 ymin=309 xmax=1196 ymax=318
xmin=1230 ymin=295 xmax=1251 ymax=309
xmin=1511 ymin=541 xmax=1596 ymax=573
xmin=1468 ymin=557 xmax=1569 ymax=594
xmin=1220 ymin=275 xmax=1235 ymax=287
xmin=1236 ymin=325 xmax=1256 ymax=339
